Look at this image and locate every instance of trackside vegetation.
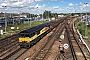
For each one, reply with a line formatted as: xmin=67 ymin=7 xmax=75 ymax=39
xmin=75 ymin=20 xmax=90 ymax=42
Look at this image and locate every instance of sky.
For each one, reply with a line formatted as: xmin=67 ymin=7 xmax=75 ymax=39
xmin=0 ymin=0 xmax=90 ymax=14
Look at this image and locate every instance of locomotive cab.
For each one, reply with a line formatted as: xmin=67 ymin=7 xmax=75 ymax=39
xmin=19 ymin=33 xmax=31 ymax=47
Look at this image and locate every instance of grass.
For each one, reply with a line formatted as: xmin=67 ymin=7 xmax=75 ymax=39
xmin=75 ymin=20 xmax=90 ymax=42
xmin=87 ymin=25 xmax=90 ymax=42
xmin=0 ymin=20 xmax=49 ymax=38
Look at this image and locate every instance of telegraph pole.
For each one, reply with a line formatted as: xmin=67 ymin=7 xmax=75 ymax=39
xmin=2 ymin=6 xmax=7 ymax=33
xmin=84 ymin=2 xmax=88 ymax=37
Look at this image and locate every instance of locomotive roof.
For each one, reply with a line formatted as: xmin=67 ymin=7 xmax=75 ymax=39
xmin=20 ymin=22 xmax=51 ymax=33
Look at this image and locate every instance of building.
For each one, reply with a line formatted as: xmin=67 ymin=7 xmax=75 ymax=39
xmin=58 ymin=15 xmax=64 ymax=18
xmin=0 ymin=18 xmax=5 ymax=30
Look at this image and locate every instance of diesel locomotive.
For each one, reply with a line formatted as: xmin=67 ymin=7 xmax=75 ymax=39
xmin=19 ymin=22 xmax=52 ymax=48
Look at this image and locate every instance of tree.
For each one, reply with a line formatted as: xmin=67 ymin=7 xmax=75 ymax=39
xmin=50 ymin=13 xmax=58 ymax=18
xmin=27 ymin=14 xmax=30 ymax=18
xmin=43 ymin=10 xmax=51 ymax=19
xmin=51 ymin=13 xmax=55 ymax=18
xmin=55 ymin=13 xmax=58 ymax=18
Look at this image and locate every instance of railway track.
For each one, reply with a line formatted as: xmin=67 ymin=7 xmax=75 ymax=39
xmin=7 ymin=48 xmax=28 ymax=60
xmin=65 ymin=18 xmax=89 ymax=60
xmin=31 ymin=19 xmax=66 ymax=60
xmin=0 ymin=34 xmax=19 ymax=52
xmin=0 ymin=34 xmax=20 ymax=60
xmin=54 ymin=17 xmax=90 ymax=60
xmin=0 ymin=44 xmax=18 ymax=57
xmin=0 ymin=47 xmax=28 ymax=60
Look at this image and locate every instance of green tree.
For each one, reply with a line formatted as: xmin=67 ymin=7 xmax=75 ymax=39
xmin=43 ymin=10 xmax=51 ymax=19
xmin=55 ymin=13 xmax=58 ymax=18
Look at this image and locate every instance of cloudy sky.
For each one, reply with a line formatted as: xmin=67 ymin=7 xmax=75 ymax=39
xmin=0 ymin=0 xmax=90 ymax=14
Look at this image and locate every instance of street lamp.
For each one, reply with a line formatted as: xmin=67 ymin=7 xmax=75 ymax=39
xmin=35 ymin=7 xmax=38 ymax=21
xmin=41 ymin=10 xmax=43 ymax=21
xmin=2 ymin=6 xmax=7 ymax=33
xmin=17 ymin=7 xmax=23 ymax=24
xmin=28 ymin=8 xmax=32 ymax=27
xmin=4 ymin=12 xmax=7 ymax=33
xmin=38 ymin=8 xmax=44 ymax=21
xmin=84 ymin=2 xmax=88 ymax=37
xmin=48 ymin=2 xmax=49 ymax=20
xmin=36 ymin=7 xmax=38 ymax=21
